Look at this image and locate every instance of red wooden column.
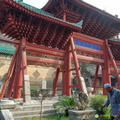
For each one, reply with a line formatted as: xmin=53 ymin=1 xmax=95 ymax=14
xmin=62 ymin=41 xmax=72 ymax=96
xmin=0 ymin=46 xmax=18 ymax=99
xmin=102 ymin=39 xmax=110 ymax=94
xmin=62 ymin=69 xmax=66 ymax=95
xmin=70 ymin=37 xmax=82 ymax=91
xmin=13 ymin=46 xmax=23 ymax=98
xmin=63 ymin=11 xmax=66 ymax=21
xmin=66 ymin=42 xmax=72 ymax=96
xmin=52 ymin=68 xmax=60 ymax=97
xmin=7 ymin=62 xmax=17 ymax=98
xmin=21 ymin=38 xmax=31 ymax=102
xmin=62 ymin=1 xmax=72 ymax=96
xmin=62 ymin=0 xmax=67 ymax=21
xmin=70 ymin=37 xmax=88 ymax=94
xmin=102 ymin=66 xmax=107 ymax=94
xmin=93 ymin=65 xmax=99 ymax=94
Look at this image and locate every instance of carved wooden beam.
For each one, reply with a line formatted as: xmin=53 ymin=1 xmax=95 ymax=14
xmin=61 ymin=31 xmax=71 ymax=49
xmin=54 ymin=28 xmax=65 ymax=48
xmin=55 ymin=11 xmax=64 ymax=18
xmin=40 ymin=23 xmax=51 ymax=44
xmin=92 ymin=20 xmax=107 ymax=38
xmin=81 ymin=12 xmax=93 ymax=32
xmin=86 ymin=15 xmax=98 ymax=34
xmin=25 ymin=16 xmax=33 ymax=39
xmin=32 ymin=21 xmax=42 ymax=43
xmin=46 ymin=26 xmax=58 ymax=46
xmin=75 ymin=45 xmax=103 ymax=55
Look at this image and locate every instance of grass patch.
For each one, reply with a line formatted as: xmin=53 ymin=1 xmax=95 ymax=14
xmin=22 ymin=114 xmax=69 ymax=120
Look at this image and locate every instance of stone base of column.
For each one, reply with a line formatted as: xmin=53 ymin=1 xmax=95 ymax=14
xmin=23 ymin=75 xmax=31 ymax=103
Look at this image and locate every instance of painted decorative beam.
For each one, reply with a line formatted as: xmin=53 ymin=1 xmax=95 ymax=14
xmin=73 ymin=32 xmax=104 ymax=46
xmin=26 ymin=42 xmax=65 ymax=53
xmin=26 ymin=47 xmax=65 ymax=57
xmin=76 ymin=54 xmax=104 ymax=64
xmin=27 ymin=56 xmax=64 ymax=66
xmin=110 ymin=68 xmax=120 ymax=72
xmin=75 ymin=45 xmax=103 ymax=55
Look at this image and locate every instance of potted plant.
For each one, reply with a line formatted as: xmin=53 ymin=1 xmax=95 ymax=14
xmin=53 ymin=95 xmax=77 ymax=116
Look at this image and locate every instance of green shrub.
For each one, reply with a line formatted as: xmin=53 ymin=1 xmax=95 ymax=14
xmin=90 ymin=94 xmax=110 ymax=119
xmin=53 ymin=96 xmax=77 ymax=114
xmin=30 ymin=88 xmax=40 ymax=97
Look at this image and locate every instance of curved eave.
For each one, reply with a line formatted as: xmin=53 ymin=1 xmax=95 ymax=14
xmin=73 ymin=0 xmax=120 ymax=22
xmin=42 ymin=0 xmax=55 ymax=10
xmin=43 ymin=0 xmax=120 ymax=23
xmin=109 ymin=39 xmax=120 ymax=45
xmin=1 ymin=0 xmax=81 ymax=31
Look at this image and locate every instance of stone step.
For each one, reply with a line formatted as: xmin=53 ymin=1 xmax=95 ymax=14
xmin=10 ymin=104 xmax=54 ymax=112
xmin=9 ymin=98 xmax=58 ymax=120
xmin=14 ymin=113 xmax=56 ymax=120
xmin=12 ymin=109 xmax=55 ymax=117
xmin=13 ymin=98 xmax=23 ymax=103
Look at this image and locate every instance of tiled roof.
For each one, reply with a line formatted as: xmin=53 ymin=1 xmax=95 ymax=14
xmin=0 ymin=44 xmax=15 ymax=55
xmin=13 ymin=0 xmax=82 ymax=28
xmin=0 ymin=34 xmax=12 ymax=40
xmin=21 ymin=2 xmax=53 ymax=17
xmin=109 ymin=38 xmax=120 ymax=42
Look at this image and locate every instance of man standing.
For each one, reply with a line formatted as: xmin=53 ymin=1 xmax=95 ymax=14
xmin=102 ymin=83 xmax=120 ymax=120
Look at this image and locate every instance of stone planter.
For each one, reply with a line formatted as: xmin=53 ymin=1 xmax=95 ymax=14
xmin=69 ymin=109 xmax=96 ymax=120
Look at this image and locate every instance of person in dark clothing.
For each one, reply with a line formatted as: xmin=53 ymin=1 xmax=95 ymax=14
xmin=102 ymin=83 xmax=120 ymax=120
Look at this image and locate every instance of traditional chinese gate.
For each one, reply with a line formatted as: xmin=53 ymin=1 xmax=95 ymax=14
xmin=0 ymin=0 xmax=120 ymax=102
xmin=73 ymin=33 xmax=120 ymax=94
xmin=0 ymin=0 xmax=86 ymax=102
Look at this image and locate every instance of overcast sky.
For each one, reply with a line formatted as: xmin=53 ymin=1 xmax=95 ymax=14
xmin=24 ymin=0 xmax=120 ymax=18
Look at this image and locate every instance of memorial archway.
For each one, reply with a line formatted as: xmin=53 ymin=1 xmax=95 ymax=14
xmin=0 ymin=0 xmax=120 ymax=102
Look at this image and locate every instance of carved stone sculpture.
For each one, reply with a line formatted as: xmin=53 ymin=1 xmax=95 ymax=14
xmin=73 ymin=91 xmax=89 ymax=110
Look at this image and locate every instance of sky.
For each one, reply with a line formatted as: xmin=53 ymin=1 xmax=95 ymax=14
xmin=24 ymin=0 xmax=120 ymax=18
